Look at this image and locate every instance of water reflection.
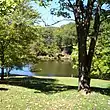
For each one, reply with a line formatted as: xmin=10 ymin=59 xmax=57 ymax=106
xmin=31 ymin=61 xmax=76 ymax=77
xmin=11 ymin=61 xmax=77 ymax=77
xmin=11 ymin=65 xmax=34 ymax=76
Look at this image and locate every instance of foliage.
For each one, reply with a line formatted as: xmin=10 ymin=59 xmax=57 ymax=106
xmin=71 ymin=45 xmax=78 ymax=70
xmin=71 ymin=21 xmax=110 ymax=79
xmin=40 ymin=27 xmax=59 ymax=56
xmin=0 ymin=0 xmax=40 ymax=75
xmin=0 ymin=0 xmax=18 ymax=15
xmin=91 ymin=22 xmax=110 ymax=79
xmin=53 ymin=23 xmax=77 ymax=53
xmin=30 ymin=26 xmax=59 ymax=56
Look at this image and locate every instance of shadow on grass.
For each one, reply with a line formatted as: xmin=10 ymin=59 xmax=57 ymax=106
xmin=91 ymin=87 xmax=110 ymax=96
xmin=0 ymin=76 xmax=75 ymax=94
xmin=0 ymin=88 xmax=8 ymax=91
xmin=0 ymin=76 xmax=110 ymax=95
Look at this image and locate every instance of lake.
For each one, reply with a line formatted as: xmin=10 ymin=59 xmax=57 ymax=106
xmin=10 ymin=61 xmax=77 ymax=77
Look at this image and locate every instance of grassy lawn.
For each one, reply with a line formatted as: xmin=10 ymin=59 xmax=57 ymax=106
xmin=0 ymin=76 xmax=110 ymax=110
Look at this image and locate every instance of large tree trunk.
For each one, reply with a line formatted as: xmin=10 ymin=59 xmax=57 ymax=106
xmin=77 ymin=24 xmax=91 ymax=93
xmin=72 ymin=0 xmax=101 ymax=93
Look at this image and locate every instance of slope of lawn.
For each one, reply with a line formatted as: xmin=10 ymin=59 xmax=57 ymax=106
xmin=0 ymin=76 xmax=110 ymax=110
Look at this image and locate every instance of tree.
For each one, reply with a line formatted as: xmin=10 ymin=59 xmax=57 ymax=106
xmin=30 ymin=26 xmax=59 ymax=56
xmin=0 ymin=0 xmax=17 ymax=16
xmin=53 ymin=23 xmax=76 ymax=54
xmin=0 ymin=0 xmax=39 ymax=80
xmin=36 ymin=0 xmax=110 ymax=93
xmin=71 ymin=21 xmax=110 ymax=79
xmin=91 ymin=21 xmax=110 ymax=79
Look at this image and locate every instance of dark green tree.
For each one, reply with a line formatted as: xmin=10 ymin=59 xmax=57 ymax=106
xmin=0 ymin=0 xmax=39 ymax=80
xmin=91 ymin=21 xmax=110 ymax=79
xmin=53 ymin=23 xmax=76 ymax=54
xmin=30 ymin=26 xmax=59 ymax=56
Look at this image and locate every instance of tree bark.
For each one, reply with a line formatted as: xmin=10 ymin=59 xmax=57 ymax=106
xmin=0 ymin=43 xmax=5 ymax=80
xmin=77 ymin=24 xmax=91 ymax=93
xmin=6 ymin=67 xmax=12 ymax=77
xmin=1 ymin=66 xmax=4 ymax=80
xmin=87 ymin=5 xmax=101 ymax=73
xmin=71 ymin=0 xmax=101 ymax=93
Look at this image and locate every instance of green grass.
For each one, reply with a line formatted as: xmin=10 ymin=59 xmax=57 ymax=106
xmin=0 ymin=76 xmax=110 ymax=110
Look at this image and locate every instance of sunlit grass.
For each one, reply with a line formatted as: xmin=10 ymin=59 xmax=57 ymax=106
xmin=0 ymin=76 xmax=110 ymax=110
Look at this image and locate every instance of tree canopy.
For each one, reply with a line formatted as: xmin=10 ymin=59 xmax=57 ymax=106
xmin=0 ymin=0 xmax=39 ymax=79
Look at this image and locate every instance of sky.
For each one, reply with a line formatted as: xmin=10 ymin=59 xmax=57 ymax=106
xmin=30 ymin=0 xmax=74 ymax=27
xmin=30 ymin=0 xmax=108 ymax=27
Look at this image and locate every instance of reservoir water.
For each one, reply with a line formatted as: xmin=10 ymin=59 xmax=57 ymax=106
xmin=10 ymin=61 xmax=77 ymax=77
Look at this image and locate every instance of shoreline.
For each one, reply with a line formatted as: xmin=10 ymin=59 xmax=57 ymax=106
xmin=37 ymin=54 xmax=72 ymax=62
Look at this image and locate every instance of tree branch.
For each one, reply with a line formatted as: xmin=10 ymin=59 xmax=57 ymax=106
xmin=87 ymin=4 xmax=101 ymax=73
xmin=40 ymin=18 xmax=74 ymax=27
xmin=100 ymin=15 xmax=110 ymax=23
